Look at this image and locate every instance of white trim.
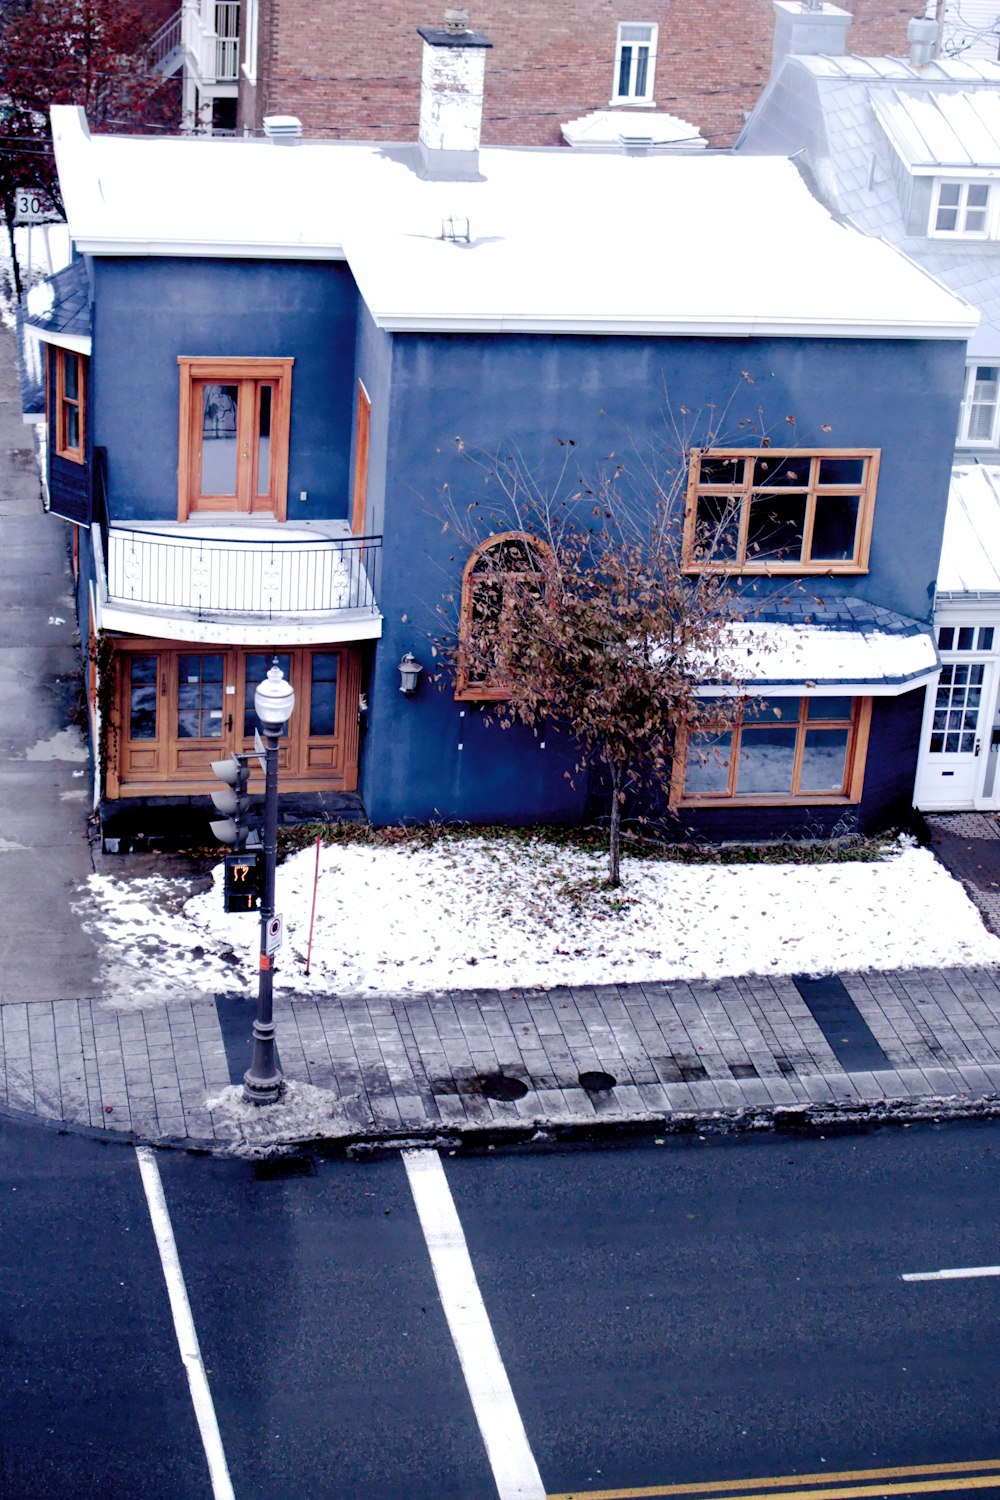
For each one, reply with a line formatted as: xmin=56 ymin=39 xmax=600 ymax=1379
xmin=698 ymin=669 xmax=940 ymax=698
xmin=98 ymin=602 xmax=383 ymax=644
xmin=31 ymin=327 xmax=92 ymax=355
xmin=929 ymin=177 xmax=995 ymax=238
xmin=958 ymin=359 xmax=1000 ymax=447
xmin=241 ymin=0 xmax=258 ymax=84
xmin=611 ymin=22 xmax=658 ymax=106
xmin=369 ymin=313 xmax=978 ymax=339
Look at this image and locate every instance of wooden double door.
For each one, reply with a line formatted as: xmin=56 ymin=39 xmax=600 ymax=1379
xmin=110 ymin=640 xmax=361 ymax=797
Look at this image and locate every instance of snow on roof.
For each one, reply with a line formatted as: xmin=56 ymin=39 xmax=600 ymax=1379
xmin=937 ymin=462 xmax=1000 ymax=597
xmin=50 ymin=106 xmax=977 ymax=340
xmin=715 ymin=620 xmax=938 ymax=694
xmin=560 ymin=109 xmax=706 ymax=149
xmin=872 ymin=88 xmax=1000 ymax=172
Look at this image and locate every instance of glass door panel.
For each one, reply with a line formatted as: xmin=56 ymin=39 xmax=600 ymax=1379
xmin=177 ymin=654 xmax=226 ymax=739
xmin=198 ymin=384 xmax=239 ymax=497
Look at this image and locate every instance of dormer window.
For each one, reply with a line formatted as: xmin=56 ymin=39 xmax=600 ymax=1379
xmin=613 ymin=23 xmax=657 ymax=105
xmin=932 ymin=180 xmax=992 ymax=237
xmin=959 ymin=363 xmax=1000 ymax=447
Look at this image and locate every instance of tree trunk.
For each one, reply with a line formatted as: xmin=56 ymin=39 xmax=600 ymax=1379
xmin=2 ymin=193 xmax=22 ymax=301
xmin=608 ymin=759 xmax=622 ymax=888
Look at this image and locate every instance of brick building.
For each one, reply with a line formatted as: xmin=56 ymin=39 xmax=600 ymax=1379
xmin=236 ymin=0 xmax=916 ymax=147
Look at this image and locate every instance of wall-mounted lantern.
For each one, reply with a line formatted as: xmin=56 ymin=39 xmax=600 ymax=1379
xmin=398 ymin=651 xmax=424 ymax=696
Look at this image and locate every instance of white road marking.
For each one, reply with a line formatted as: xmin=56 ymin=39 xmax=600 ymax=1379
xmin=903 ymin=1265 xmax=1000 ymax=1281
xmin=403 ymin=1148 xmax=546 ymax=1500
xmin=136 ymin=1146 xmax=236 ymax=1500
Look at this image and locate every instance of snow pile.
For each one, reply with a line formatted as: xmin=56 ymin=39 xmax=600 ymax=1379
xmin=77 ymin=835 xmax=1000 ymax=1005
xmin=205 ymin=1079 xmax=349 ymax=1152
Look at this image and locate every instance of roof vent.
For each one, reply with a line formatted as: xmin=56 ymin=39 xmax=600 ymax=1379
xmin=262 ymin=115 xmax=303 ymax=145
xmin=908 ymin=15 xmax=938 ymax=67
xmin=440 ymin=215 xmax=471 ymax=242
xmin=444 ymin=7 xmax=468 ymax=33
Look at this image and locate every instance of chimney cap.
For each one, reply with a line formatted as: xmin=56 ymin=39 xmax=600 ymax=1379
xmin=418 ymin=16 xmax=492 ymax=47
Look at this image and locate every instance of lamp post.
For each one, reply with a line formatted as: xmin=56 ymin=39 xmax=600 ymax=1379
xmin=243 ymin=657 xmax=295 ymax=1105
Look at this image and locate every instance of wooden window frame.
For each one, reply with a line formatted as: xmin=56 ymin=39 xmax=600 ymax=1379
xmin=455 ymin=530 xmax=551 ymax=702
xmin=107 ymin=640 xmax=361 ymax=797
xmin=177 ymin=356 xmax=293 ymax=521
xmin=55 ymin=348 xmax=85 ymax=463
xmin=351 ymin=379 xmax=371 ymax=536
xmin=672 ymin=696 xmax=872 ymax=809
xmin=682 ymin=448 xmax=880 ymax=576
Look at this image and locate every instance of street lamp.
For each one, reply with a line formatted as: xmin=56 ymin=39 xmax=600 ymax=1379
xmin=243 ymin=657 xmax=295 ymax=1105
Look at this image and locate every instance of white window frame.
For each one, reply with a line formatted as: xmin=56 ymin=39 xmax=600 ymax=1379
xmin=959 ymin=361 xmax=1000 ymax=447
xmin=242 ymin=0 xmax=258 ymax=84
xmin=930 ymin=178 xmax=993 ymax=238
xmin=612 ymin=22 xmax=658 ymax=105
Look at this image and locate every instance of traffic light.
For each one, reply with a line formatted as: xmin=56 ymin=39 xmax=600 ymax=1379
xmin=209 ymin=753 xmax=255 ymax=848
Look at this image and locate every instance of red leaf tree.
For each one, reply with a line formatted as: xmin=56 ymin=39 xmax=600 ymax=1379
xmin=0 ymin=0 xmax=178 ymax=292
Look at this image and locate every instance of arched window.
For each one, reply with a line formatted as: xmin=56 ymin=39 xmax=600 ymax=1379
xmin=456 ymin=531 xmax=551 ymax=701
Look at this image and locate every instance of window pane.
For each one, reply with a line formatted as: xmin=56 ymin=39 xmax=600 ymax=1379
xmin=939 ymin=183 xmax=961 ymax=207
xmin=799 ymin=728 xmax=850 ymax=792
xmin=694 ymin=495 xmax=741 ymax=560
xmin=806 ymin=696 xmax=852 ymax=721
xmin=967 ymin=207 xmax=988 ymax=232
xmin=817 ymin=457 xmax=865 ymax=486
xmin=633 ymin=46 xmax=648 ymax=96
xmin=309 ymin=653 xmax=339 ymax=736
xmin=698 ymin=455 xmax=744 ymax=486
xmin=969 ymin=184 xmax=990 ymax=209
xmin=129 ymin=655 xmax=157 ymax=740
xmin=746 ymin=493 xmax=806 ymax=562
xmin=938 ymin=627 xmax=955 ymax=650
xmin=65 ymin=406 xmax=80 ymax=451
xmin=741 ymin=696 xmax=785 ymax=724
xmin=683 ymin=733 xmax=732 ymax=796
xmin=200 ymin=383 xmax=239 ymax=495
xmin=618 ymin=46 xmax=632 ymax=97
xmin=257 ymin=384 xmax=272 ymax=496
xmin=752 ymin=455 xmax=811 ymax=488
xmin=980 ymin=627 xmax=995 ymax=650
xmin=63 ymin=354 xmax=79 ymax=400
xmin=936 ymin=205 xmax=958 ymax=231
xmin=177 ymin=654 xmax=225 ymax=739
xmin=958 ymin=626 xmax=976 ymax=651
xmin=811 ymin=494 xmax=860 ymax=561
xmin=735 ymin=725 xmax=797 ymax=795
xmin=243 ymin=653 xmax=291 ymax=737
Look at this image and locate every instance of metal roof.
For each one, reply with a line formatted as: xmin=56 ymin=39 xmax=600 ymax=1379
xmin=872 ymin=88 xmax=1000 ymax=171
xmin=937 ymin=462 xmax=1000 ymax=596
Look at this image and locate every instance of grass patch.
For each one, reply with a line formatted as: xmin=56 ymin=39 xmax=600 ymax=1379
xmin=278 ymin=820 xmax=902 ymax=866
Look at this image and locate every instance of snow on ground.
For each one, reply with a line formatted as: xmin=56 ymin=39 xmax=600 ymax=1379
xmin=77 ymin=835 xmax=1000 ymax=1007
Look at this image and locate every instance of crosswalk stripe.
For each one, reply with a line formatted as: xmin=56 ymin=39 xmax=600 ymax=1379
xmin=404 ymin=1147 xmax=546 ymax=1500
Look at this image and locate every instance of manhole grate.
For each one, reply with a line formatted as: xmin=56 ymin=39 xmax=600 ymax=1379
xmin=480 ymin=1073 xmax=529 ymax=1102
xmin=578 ymin=1069 xmax=617 ymax=1094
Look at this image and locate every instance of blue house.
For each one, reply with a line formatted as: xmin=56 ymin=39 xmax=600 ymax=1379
xmin=28 ymin=20 xmax=975 ymax=849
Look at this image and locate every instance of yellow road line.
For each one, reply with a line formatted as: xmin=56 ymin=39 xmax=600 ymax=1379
xmin=548 ymin=1458 xmax=1000 ymax=1500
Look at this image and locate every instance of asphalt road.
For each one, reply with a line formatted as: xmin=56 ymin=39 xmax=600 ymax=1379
xmin=1 ymin=1117 xmax=999 ymax=1499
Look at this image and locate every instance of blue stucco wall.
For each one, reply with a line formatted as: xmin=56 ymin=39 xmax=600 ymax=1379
xmin=362 ymin=330 xmax=964 ymax=828
xmin=91 ymin=258 xmax=359 ymax=523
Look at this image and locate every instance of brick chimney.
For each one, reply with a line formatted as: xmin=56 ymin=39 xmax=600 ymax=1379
xmin=771 ymin=0 xmax=853 ymax=73
xmin=417 ymin=10 xmax=493 ymax=180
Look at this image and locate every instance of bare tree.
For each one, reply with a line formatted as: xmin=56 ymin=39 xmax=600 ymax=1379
xmin=433 ymin=434 xmax=762 ymax=886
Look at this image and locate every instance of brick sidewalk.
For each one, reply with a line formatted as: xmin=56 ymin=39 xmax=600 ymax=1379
xmin=5 ymin=966 xmax=1000 ymax=1151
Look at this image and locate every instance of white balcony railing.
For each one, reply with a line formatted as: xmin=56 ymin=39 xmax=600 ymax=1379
xmin=103 ymin=526 xmax=381 ymax=623
xmin=180 ymin=0 xmax=240 ymax=84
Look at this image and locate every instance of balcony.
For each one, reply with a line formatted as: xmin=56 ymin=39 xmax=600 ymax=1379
xmin=152 ymin=1 xmax=240 ymax=86
xmin=93 ymin=520 xmax=383 ymax=645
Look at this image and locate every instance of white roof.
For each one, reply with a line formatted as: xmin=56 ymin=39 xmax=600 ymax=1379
xmin=714 ymin=622 xmax=939 ymax=695
xmin=872 ymin=88 xmax=1000 ymax=173
xmin=937 ymin=462 xmax=1000 ymax=596
xmin=51 ymin=105 xmax=977 ymax=340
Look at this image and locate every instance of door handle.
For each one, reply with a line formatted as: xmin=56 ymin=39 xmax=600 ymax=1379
xmin=976 ymin=738 xmax=982 ymax=757
xmin=227 ymin=713 xmax=233 ymax=732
